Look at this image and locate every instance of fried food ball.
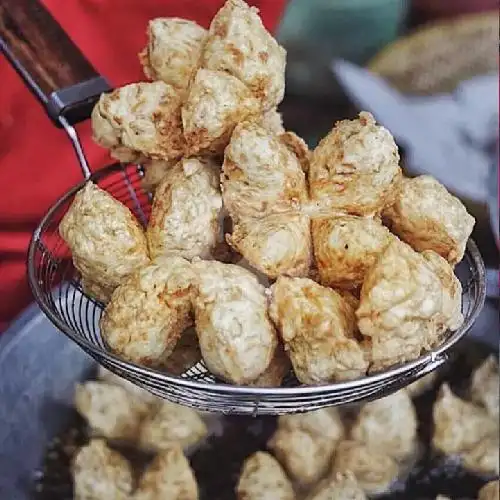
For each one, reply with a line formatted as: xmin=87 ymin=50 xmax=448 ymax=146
xmin=97 ymin=366 xmax=159 ymax=404
xmin=351 ymin=389 xmax=418 ymax=461
xmin=470 ymin=356 xmax=499 ymax=417
xmin=202 ymin=0 xmax=286 ymax=110
xmin=280 ymin=131 xmax=311 ymax=173
xmin=139 ymin=18 xmax=207 ymax=91
xmin=462 ymin=433 xmax=500 ymax=476
xmin=139 ymin=400 xmax=207 ymax=452
xmin=432 ymin=384 xmax=497 ymax=456
xmin=164 ymin=327 xmax=202 ymax=375
xmin=147 ymin=158 xmax=223 ymax=260
xmin=421 ymin=250 xmax=464 ymax=332
xmin=222 ymin=121 xmax=308 ymax=220
xmin=356 ymin=240 xmax=448 ymax=371
xmin=257 ymin=108 xmax=285 ymax=135
xmin=91 ymin=81 xmax=185 ymax=162
xmin=312 ymin=215 xmax=394 ymax=290
xmin=74 ymin=381 xmax=151 ymax=442
xmin=191 ymin=260 xmax=278 ymax=384
xmin=405 ymin=371 xmax=438 ymax=398
xmin=268 ymin=425 xmax=334 ymax=487
xmin=383 ymin=175 xmax=475 ymax=265
xmin=182 ymin=68 xmax=260 ymax=156
xmin=249 ymin=342 xmax=291 ymax=387
xmin=478 ymin=481 xmax=500 ymax=500
xmin=305 ymin=472 xmax=367 ymax=500
xmin=308 ymin=112 xmax=401 ymax=216
xmin=59 ymin=182 xmax=150 ymax=303
xmin=100 ymin=256 xmax=195 ymax=369
xmin=278 ymin=408 xmax=345 ymax=444
xmin=236 ymin=451 xmax=296 ymax=500
xmin=133 ymin=447 xmax=198 ymax=500
xmin=269 ymin=276 xmax=368 ymax=384
xmin=332 ymin=440 xmax=399 ymax=496
xmin=141 ymin=158 xmax=177 ymax=194
xmin=72 ymin=439 xmax=133 ymax=500
xmin=228 ymin=213 xmax=312 ymax=279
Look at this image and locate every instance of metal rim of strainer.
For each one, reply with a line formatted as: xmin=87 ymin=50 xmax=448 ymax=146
xmin=26 ymin=163 xmax=487 ymax=414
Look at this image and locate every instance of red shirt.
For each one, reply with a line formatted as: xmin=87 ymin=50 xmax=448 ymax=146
xmin=0 ymin=0 xmax=286 ymax=331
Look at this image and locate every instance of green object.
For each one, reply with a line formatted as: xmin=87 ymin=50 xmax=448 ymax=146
xmin=277 ymin=0 xmax=409 ymax=97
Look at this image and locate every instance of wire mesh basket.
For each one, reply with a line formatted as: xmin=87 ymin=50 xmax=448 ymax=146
xmin=28 ymin=162 xmax=487 ymax=416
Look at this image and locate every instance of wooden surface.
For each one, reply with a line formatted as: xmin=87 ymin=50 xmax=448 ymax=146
xmin=0 ymin=0 xmax=99 ymax=100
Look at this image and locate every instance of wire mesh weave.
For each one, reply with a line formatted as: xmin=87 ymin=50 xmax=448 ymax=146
xmin=28 ymin=163 xmax=487 ymax=415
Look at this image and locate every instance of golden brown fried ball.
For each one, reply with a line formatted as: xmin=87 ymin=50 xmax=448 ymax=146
xmin=305 ymin=472 xmax=367 ymax=500
xmin=72 ymin=439 xmax=133 ymax=500
xmin=470 ymin=356 xmax=499 ymax=418
xmin=100 ymin=256 xmax=195 ymax=369
xmin=332 ymin=440 xmax=399 ymax=496
xmin=222 ymin=121 xmax=308 ymax=220
xmin=141 ymin=158 xmax=177 ymax=194
xmin=192 ymin=260 xmax=278 ymax=384
xmin=312 ymin=215 xmax=394 ymax=290
xmin=432 ymin=384 xmax=497 ymax=457
xmin=478 ymin=481 xmax=500 ymax=500
xmin=249 ymin=342 xmax=291 ymax=387
xmin=91 ymin=82 xmax=185 ymax=162
xmin=202 ymin=0 xmax=286 ymax=110
xmin=350 ymin=389 xmax=418 ymax=461
xmin=279 ymin=131 xmax=311 ymax=173
xmin=383 ymin=175 xmax=475 ymax=265
xmin=182 ymin=68 xmax=260 ymax=156
xmin=74 ymin=381 xmax=151 ymax=442
xmin=59 ymin=182 xmax=150 ymax=303
xmin=356 ymin=240 xmax=449 ymax=371
xmin=139 ymin=18 xmax=207 ymax=91
xmin=228 ymin=213 xmax=312 ymax=279
xmin=308 ymin=112 xmax=401 ymax=216
xmin=133 ymin=447 xmax=198 ymax=500
xmin=147 ymin=158 xmax=223 ymax=260
xmin=236 ymin=451 xmax=296 ymax=500
xmin=139 ymin=401 xmax=207 ymax=452
xmin=269 ymin=276 xmax=368 ymax=384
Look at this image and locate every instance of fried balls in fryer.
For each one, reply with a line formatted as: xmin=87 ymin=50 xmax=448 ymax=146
xmin=146 ymin=158 xmax=223 ymax=260
xmin=59 ymin=182 xmax=150 ymax=303
xmin=74 ymin=381 xmax=152 ymax=442
xmin=139 ymin=18 xmax=207 ymax=91
xmin=182 ymin=68 xmax=260 ymax=156
xmin=91 ymin=81 xmax=185 ymax=162
xmin=470 ymin=356 xmax=499 ymax=418
xmin=308 ymin=112 xmax=401 ymax=216
xmin=332 ymin=440 xmax=399 ymax=495
xmin=236 ymin=451 xmax=296 ymax=500
xmin=222 ymin=121 xmax=308 ymax=220
xmin=269 ymin=276 xmax=368 ymax=384
xmin=312 ymin=215 xmax=394 ymax=290
xmin=356 ymin=240 xmax=449 ymax=371
xmin=191 ymin=260 xmax=278 ymax=384
xmin=133 ymin=446 xmax=198 ymax=500
xmin=383 ymin=175 xmax=475 ymax=265
xmin=305 ymin=472 xmax=367 ymax=500
xmin=228 ymin=213 xmax=311 ymax=279
xmin=139 ymin=400 xmax=207 ymax=452
xmin=350 ymin=389 xmax=418 ymax=461
xmin=100 ymin=256 xmax=195 ymax=369
xmin=432 ymin=383 xmax=497 ymax=456
xmin=202 ymin=0 xmax=286 ymax=110
xmin=72 ymin=439 xmax=133 ymax=500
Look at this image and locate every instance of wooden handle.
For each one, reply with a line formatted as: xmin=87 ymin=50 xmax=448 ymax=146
xmin=0 ymin=0 xmax=111 ymax=125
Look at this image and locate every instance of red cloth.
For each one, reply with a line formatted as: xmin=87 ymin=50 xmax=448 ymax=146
xmin=0 ymin=0 xmax=286 ymax=332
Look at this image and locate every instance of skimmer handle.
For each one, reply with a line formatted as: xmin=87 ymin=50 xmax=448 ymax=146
xmin=0 ymin=0 xmax=111 ymax=127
